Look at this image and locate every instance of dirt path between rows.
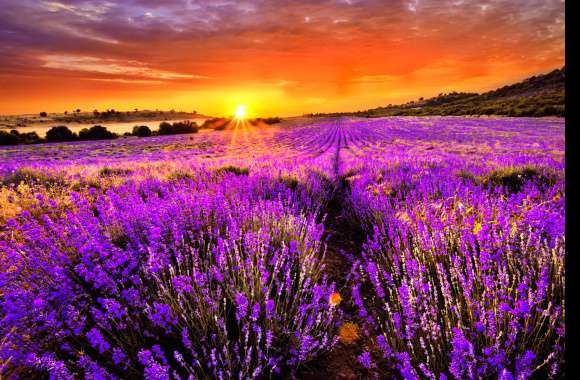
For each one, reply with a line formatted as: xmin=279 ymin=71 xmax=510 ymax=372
xmin=297 ymin=118 xmax=370 ymax=379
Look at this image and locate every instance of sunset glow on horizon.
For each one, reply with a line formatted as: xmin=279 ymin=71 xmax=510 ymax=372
xmin=0 ymin=0 xmax=564 ymax=117
xmin=234 ymin=105 xmax=247 ymax=120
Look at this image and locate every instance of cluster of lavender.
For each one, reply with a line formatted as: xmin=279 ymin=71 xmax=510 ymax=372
xmin=342 ymin=119 xmax=564 ymax=378
xmin=0 ymin=171 xmax=339 ymax=378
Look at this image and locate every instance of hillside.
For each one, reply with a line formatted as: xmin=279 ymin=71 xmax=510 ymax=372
xmin=309 ymin=67 xmax=565 ymax=118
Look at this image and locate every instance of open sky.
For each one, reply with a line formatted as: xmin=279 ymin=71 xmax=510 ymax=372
xmin=0 ymin=0 xmax=564 ymax=117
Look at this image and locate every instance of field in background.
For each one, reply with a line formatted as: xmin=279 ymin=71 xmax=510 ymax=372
xmin=0 ymin=116 xmax=565 ymax=379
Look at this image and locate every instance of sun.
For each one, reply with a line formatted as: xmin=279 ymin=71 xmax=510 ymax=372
xmin=234 ymin=105 xmax=247 ymax=120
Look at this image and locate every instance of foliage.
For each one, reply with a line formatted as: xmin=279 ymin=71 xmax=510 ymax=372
xmin=201 ymin=118 xmax=231 ymax=130
xmin=158 ymin=121 xmax=199 ymax=135
xmin=309 ymin=68 xmax=565 ymax=118
xmin=0 ymin=130 xmax=42 ymax=146
xmin=249 ymin=117 xmax=282 ymax=126
xmin=79 ymin=125 xmax=117 ymax=140
xmin=133 ymin=125 xmax=152 ymax=137
xmin=216 ymin=165 xmax=250 ymax=176
xmin=45 ymin=125 xmax=77 ymax=142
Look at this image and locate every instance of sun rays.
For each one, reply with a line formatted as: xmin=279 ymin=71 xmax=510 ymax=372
xmin=229 ymin=105 xmax=251 ymax=146
xmin=234 ymin=105 xmax=247 ymax=120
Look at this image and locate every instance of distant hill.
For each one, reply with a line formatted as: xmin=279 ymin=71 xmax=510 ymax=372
xmin=309 ymin=67 xmax=565 ymax=118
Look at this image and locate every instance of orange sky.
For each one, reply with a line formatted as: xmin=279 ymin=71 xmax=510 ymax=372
xmin=0 ymin=0 xmax=564 ymax=117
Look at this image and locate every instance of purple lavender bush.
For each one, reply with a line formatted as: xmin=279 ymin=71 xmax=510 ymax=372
xmin=0 ymin=171 xmax=339 ymax=378
xmin=349 ymin=160 xmax=564 ymax=378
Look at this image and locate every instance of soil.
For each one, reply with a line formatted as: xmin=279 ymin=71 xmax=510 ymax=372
xmin=294 ymin=119 xmax=375 ymax=380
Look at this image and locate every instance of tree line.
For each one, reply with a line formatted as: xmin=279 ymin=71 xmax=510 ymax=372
xmin=0 ymin=117 xmax=282 ymax=146
xmin=0 ymin=121 xmax=199 ymax=146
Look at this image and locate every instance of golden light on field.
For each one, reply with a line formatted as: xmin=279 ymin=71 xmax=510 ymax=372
xmin=234 ymin=105 xmax=247 ymax=120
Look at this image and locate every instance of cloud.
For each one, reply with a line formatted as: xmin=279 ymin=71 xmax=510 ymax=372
xmin=407 ymin=0 xmax=419 ymax=13
xmin=253 ymin=80 xmax=297 ymax=87
xmin=49 ymin=24 xmax=120 ymax=44
xmin=351 ymin=74 xmax=397 ymax=83
xmin=83 ymin=77 xmax=164 ymax=84
xmin=42 ymin=1 xmax=114 ymax=21
xmin=42 ymin=55 xmax=208 ymax=80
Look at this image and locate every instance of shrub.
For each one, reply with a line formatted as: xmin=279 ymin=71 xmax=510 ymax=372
xmin=0 ymin=176 xmax=339 ymax=379
xmin=18 ymin=131 xmax=43 ymax=144
xmin=216 ymin=165 xmax=249 ymax=176
xmin=0 ymin=130 xmax=43 ymax=146
xmin=158 ymin=121 xmax=172 ymax=134
xmin=0 ymin=130 xmax=20 ymax=146
xmin=78 ymin=126 xmax=116 ymax=140
xmin=0 ymin=167 xmax=66 ymax=188
xmin=249 ymin=117 xmax=282 ymax=126
xmin=348 ymin=161 xmax=564 ymax=378
xmin=201 ymin=118 xmax=230 ymax=131
xmin=158 ymin=121 xmax=198 ymax=135
xmin=98 ymin=167 xmax=133 ymax=177
xmin=356 ymin=195 xmax=564 ymax=378
xmin=480 ymin=166 xmax=557 ymax=193
xmin=132 ymin=125 xmax=152 ymax=137
xmin=45 ymin=126 xmax=77 ymax=142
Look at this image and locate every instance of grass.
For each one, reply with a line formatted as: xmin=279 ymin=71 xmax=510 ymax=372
xmin=215 ymin=165 xmax=250 ymax=176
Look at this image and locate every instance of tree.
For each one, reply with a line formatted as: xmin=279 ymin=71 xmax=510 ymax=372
xmin=39 ymin=112 xmax=47 ymax=117
xmin=20 ymin=131 xmax=42 ymax=144
xmin=158 ymin=121 xmax=173 ymax=135
xmin=132 ymin=125 xmax=152 ymax=137
xmin=78 ymin=125 xmax=116 ymax=140
xmin=0 ymin=130 xmax=19 ymax=145
xmin=0 ymin=130 xmax=43 ymax=146
xmin=158 ymin=121 xmax=198 ymax=135
xmin=46 ymin=126 xmax=77 ymax=142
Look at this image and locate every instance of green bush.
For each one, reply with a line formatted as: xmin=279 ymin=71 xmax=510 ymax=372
xmin=132 ymin=125 xmax=152 ymax=137
xmin=45 ymin=126 xmax=77 ymax=142
xmin=78 ymin=125 xmax=116 ymax=140
xmin=158 ymin=121 xmax=198 ymax=135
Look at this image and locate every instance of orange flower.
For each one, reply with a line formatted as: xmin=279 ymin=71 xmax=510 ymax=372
xmin=329 ymin=292 xmax=342 ymax=306
xmin=338 ymin=322 xmax=360 ymax=345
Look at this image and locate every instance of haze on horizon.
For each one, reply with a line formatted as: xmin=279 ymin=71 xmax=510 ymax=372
xmin=0 ymin=0 xmax=564 ymax=117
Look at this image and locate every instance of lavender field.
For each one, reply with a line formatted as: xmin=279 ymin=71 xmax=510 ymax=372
xmin=0 ymin=116 xmax=564 ymax=379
